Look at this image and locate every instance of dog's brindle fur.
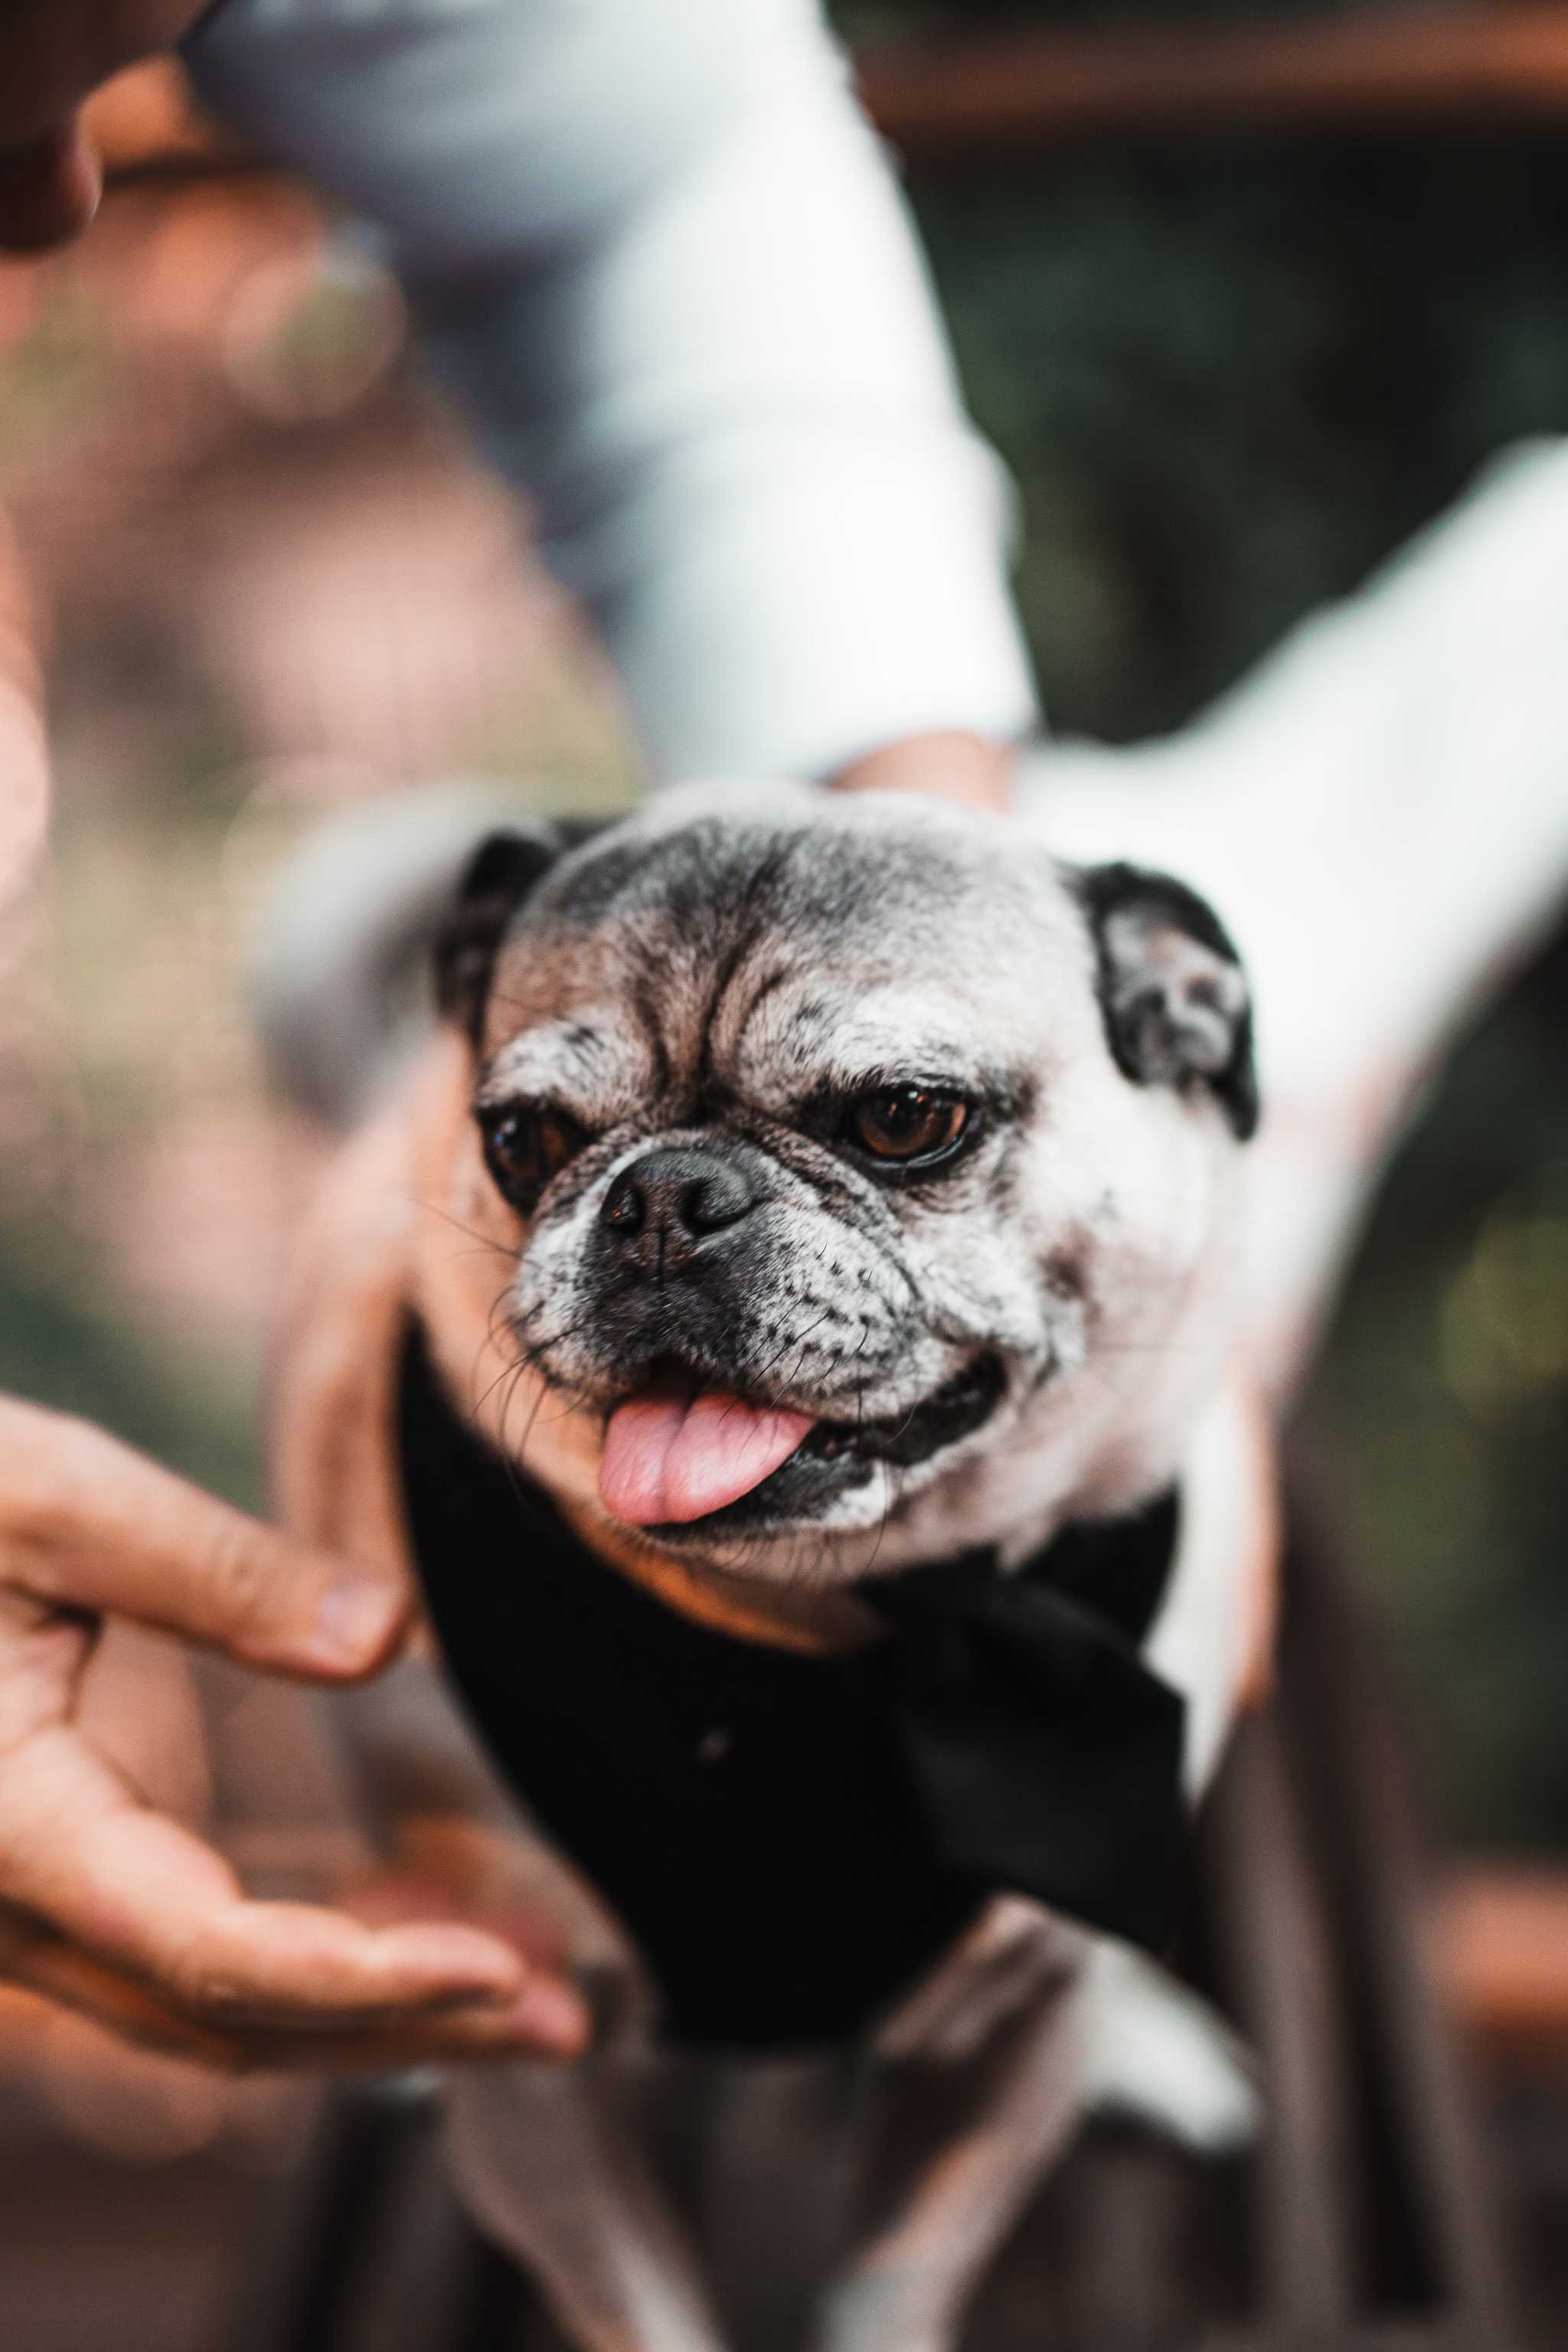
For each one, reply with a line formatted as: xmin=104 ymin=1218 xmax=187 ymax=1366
xmin=270 ymin=786 xmax=1275 ymax=2352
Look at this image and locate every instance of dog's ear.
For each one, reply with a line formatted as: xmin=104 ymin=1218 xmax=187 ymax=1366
xmin=434 ymin=826 xmax=560 ymax=1043
xmin=1075 ymin=862 xmax=1259 ymax=1140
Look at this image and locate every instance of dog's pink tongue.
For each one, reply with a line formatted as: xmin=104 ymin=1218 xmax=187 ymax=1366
xmin=599 ymin=1389 xmax=814 ymax=1526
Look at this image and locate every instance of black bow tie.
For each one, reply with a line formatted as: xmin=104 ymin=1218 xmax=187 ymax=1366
xmin=399 ymin=1318 xmax=1191 ymax=2050
xmin=861 ymin=1507 xmax=1188 ymax=1955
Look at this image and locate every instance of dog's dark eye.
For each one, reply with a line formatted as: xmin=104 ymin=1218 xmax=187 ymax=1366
xmin=478 ymin=1104 xmax=584 ymax=1210
xmin=847 ymin=1086 xmax=969 ymax=1169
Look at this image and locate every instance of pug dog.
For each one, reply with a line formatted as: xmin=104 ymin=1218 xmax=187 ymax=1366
xmin=269 ymin=782 xmax=1276 ymax=2352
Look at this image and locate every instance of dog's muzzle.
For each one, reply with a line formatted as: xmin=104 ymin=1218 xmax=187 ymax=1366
xmin=571 ymin=1135 xmax=1006 ymax=1534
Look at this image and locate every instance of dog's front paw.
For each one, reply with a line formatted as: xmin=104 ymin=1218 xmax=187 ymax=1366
xmin=1077 ymin=1941 xmax=1261 ymax=2151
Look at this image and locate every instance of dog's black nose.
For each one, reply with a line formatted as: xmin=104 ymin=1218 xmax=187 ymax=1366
xmin=599 ymin=1147 xmax=759 ymax=1269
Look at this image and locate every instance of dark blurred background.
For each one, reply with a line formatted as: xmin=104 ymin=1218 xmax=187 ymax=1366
xmin=1 ymin=5 xmax=1565 ymax=2341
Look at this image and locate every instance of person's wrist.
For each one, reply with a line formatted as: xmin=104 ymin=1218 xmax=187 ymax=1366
xmin=827 ymin=731 xmax=1014 ymax=813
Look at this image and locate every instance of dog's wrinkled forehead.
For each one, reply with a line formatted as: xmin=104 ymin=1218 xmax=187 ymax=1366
xmin=478 ymin=803 xmax=1090 ymax=1112
xmin=437 ymin=787 xmax=1259 ymax=1143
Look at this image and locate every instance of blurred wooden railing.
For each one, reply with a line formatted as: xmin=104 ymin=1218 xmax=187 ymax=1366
xmin=857 ymin=4 xmax=1568 ymax=155
xmin=1439 ymin=1866 xmax=1568 ymax=2069
xmin=84 ymin=7 xmax=1568 ymax=192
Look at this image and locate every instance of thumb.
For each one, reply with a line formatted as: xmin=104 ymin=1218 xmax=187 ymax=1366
xmin=1 ymin=1401 xmax=410 ymax=1677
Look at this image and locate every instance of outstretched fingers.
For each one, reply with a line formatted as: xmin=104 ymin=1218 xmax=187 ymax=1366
xmin=0 ymin=1723 xmax=587 ymax=2058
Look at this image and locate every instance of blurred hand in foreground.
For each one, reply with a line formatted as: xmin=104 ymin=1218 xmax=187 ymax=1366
xmin=0 ymin=1396 xmax=588 ymax=2069
xmin=0 ymin=2 xmax=208 ymax=253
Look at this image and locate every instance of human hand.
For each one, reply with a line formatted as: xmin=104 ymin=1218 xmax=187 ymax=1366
xmin=0 ymin=2 xmax=207 ymax=253
xmin=0 ymin=1396 xmax=588 ymax=2069
xmin=828 ymin=730 xmax=1014 ymax=814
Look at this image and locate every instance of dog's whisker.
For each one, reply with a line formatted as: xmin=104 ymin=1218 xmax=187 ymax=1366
xmin=410 ymin=1192 xmax=518 ymax=1262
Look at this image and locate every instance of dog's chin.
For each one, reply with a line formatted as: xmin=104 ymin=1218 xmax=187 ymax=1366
xmin=609 ymin=1349 xmax=1009 ymax=1548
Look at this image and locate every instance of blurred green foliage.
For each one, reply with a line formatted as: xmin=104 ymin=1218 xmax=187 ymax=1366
xmin=840 ymin=23 xmax=1568 ymax=735
xmin=1306 ymin=930 xmax=1568 ymax=1852
xmin=0 ymin=1217 xmax=263 ymax=1511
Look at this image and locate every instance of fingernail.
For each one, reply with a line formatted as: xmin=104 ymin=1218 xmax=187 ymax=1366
xmin=387 ymin=1925 xmax=525 ymax=1997
xmin=312 ymin=1579 xmax=402 ymax=1668
xmin=499 ymin=1977 xmax=591 ymax=2056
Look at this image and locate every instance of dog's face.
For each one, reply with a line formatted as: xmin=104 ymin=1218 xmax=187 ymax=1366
xmin=422 ymin=785 xmax=1256 ymax=1583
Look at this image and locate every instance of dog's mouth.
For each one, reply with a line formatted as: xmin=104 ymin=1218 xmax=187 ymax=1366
xmin=598 ymin=1352 xmax=1006 ymax=1534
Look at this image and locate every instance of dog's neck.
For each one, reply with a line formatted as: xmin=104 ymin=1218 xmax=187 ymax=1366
xmin=555 ymin=1501 xmax=883 ymax=1655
